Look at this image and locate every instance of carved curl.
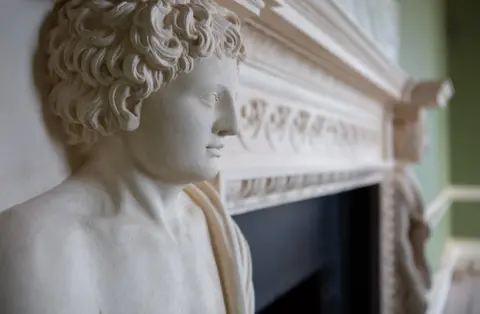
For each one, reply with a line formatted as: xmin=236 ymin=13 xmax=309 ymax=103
xmin=47 ymin=0 xmax=245 ymax=145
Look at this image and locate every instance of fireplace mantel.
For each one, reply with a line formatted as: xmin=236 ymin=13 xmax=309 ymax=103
xmin=215 ymin=0 xmax=410 ymax=215
xmin=211 ymin=1 xmax=454 ymax=314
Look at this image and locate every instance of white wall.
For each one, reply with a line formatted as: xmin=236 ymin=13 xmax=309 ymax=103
xmin=0 ymin=0 xmax=71 ymax=211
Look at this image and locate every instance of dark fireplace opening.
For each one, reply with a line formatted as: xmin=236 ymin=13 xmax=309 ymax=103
xmin=259 ymin=271 xmax=323 ymax=314
xmin=233 ymin=185 xmax=380 ymax=314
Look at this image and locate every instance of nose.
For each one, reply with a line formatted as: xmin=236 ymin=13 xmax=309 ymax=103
xmin=212 ymin=99 xmax=239 ymax=137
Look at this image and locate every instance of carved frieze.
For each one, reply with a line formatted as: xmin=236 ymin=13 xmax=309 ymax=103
xmin=232 ymin=97 xmax=381 ymax=159
xmin=224 ymin=168 xmax=384 ymax=214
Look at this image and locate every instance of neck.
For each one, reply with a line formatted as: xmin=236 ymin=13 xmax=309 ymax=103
xmin=79 ymin=137 xmax=184 ymax=222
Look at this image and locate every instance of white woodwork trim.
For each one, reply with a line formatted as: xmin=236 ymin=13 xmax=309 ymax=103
xmin=425 ymin=184 xmax=480 ymax=230
xmin=449 ymin=185 xmax=480 ymax=202
xmin=427 ymin=240 xmax=460 ymax=314
xmin=426 ymin=185 xmax=480 ymax=229
xmin=425 ymin=188 xmax=453 ymax=229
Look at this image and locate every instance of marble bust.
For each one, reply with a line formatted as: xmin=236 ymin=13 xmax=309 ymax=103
xmin=0 ymin=1 xmax=253 ymax=314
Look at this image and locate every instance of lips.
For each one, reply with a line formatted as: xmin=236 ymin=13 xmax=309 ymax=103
xmin=206 ymin=143 xmax=224 ymax=158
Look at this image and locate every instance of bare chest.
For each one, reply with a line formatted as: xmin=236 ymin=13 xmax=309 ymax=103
xmin=80 ymin=215 xmax=226 ymax=314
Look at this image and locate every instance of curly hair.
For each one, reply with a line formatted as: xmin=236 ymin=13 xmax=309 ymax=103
xmin=47 ymin=0 xmax=245 ymax=145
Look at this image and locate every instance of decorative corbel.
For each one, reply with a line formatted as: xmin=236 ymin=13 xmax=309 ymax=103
xmin=401 ymin=78 xmax=455 ymax=109
xmin=393 ymin=78 xmax=454 ymax=162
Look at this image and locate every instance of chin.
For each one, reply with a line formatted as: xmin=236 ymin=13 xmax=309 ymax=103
xmin=182 ymin=162 xmax=219 ymax=183
xmin=194 ymin=166 xmax=219 ymax=182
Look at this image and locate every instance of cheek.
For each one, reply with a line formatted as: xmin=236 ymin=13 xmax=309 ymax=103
xmin=178 ymin=102 xmax=213 ymax=132
xmin=165 ymin=104 xmax=214 ymax=148
xmin=139 ymin=98 xmax=214 ymax=153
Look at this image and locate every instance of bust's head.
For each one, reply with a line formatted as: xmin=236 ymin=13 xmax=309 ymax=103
xmin=47 ymin=0 xmax=244 ymax=183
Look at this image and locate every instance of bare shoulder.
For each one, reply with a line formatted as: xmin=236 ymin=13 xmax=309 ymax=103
xmin=0 ymin=178 xmax=102 ymax=258
xmin=0 ymin=178 xmax=105 ymax=244
xmin=0 ymin=180 xmax=103 ymax=313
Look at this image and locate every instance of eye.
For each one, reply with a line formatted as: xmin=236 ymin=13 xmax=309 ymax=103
xmin=201 ymin=93 xmax=220 ymax=107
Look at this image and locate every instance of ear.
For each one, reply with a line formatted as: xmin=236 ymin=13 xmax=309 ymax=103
xmin=110 ymin=83 xmax=142 ymax=132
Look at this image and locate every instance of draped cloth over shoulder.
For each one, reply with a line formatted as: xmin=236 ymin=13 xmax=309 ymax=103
xmin=393 ymin=166 xmax=431 ymax=314
xmin=184 ymin=182 xmax=254 ymax=314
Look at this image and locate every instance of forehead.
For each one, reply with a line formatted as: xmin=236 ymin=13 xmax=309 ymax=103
xmin=173 ymin=56 xmax=239 ymax=92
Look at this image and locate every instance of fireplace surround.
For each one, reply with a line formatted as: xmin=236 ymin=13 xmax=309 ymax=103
xmin=234 ymin=185 xmax=380 ymax=314
xmin=208 ymin=1 xmax=398 ymax=312
xmin=208 ymin=1 xmax=454 ymax=313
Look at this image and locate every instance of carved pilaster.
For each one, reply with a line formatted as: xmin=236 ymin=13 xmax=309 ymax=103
xmin=381 ymin=169 xmax=397 ymax=314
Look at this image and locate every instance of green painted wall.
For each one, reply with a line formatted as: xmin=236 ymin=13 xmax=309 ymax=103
xmin=448 ymin=0 xmax=480 ymax=185
xmin=399 ymin=0 xmax=449 ymax=203
xmin=427 ymin=210 xmax=452 ymax=270
xmin=451 ymin=203 xmax=480 ymax=238
xmin=398 ymin=0 xmax=450 ymax=270
xmin=447 ymin=0 xmax=480 ymax=239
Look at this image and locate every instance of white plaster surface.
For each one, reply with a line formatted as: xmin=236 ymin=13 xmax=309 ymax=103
xmin=0 ymin=0 xmax=71 ymax=211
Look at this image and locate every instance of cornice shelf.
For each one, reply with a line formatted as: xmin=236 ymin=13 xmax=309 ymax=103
xmin=250 ymin=0 xmax=409 ymax=103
